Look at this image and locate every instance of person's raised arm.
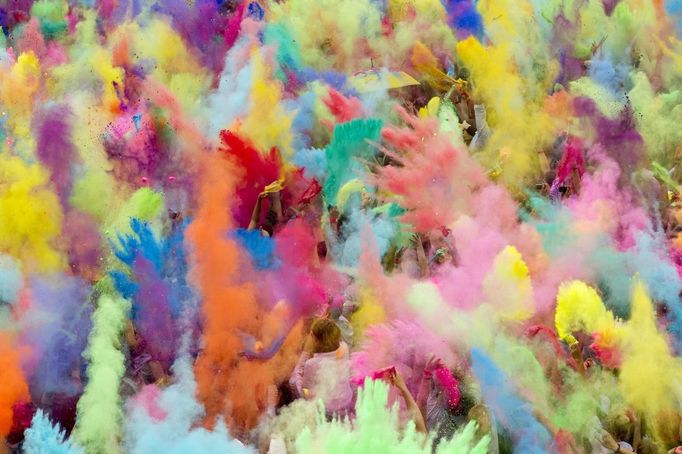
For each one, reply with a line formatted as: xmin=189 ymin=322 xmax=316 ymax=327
xmin=530 ymin=406 xmax=579 ymax=454
xmin=289 ymin=334 xmax=315 ymax=397
xmin=569 ymin=341 xmax=586 ymax=377
xmin=412 ymin=233 xmax=429 ymax=278
xmin=248 ymin=192 xmax=268 ymax=230
xmin=388 ymin=369 xmax=427 ymax=434
xmin=600 ymin=430 xmax=636 ymax=454
xmin=415 ymin=370 xmax=432 ymax=418
xmin=124 ymin=320 xmax=139 ymax=348
xmin=271 ymin=190 xmax=284 ymax=223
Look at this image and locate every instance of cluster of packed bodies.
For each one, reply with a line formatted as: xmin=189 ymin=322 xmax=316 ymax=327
xmin=2 ymin=0 xmax=682 ymax=453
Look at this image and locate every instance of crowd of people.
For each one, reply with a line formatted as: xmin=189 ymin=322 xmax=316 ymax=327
xmin=1 ymin=0 xmax=682 ymax=453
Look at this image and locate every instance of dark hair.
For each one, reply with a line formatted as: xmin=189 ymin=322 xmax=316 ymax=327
xmin=310 ymin=318 xmax=341 ymax=354
xmin=454 ymin=384 xmax=476 ymax=417
xmin=261 ymin=208 xmax=278 ymax=236
xmin=317 ymin=241 xmax=327 ymax=259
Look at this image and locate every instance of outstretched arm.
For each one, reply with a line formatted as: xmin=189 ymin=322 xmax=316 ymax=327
xmin=271 ymin=190 xmax=284 ymax=223
xmin=412 ymin=234 xmax=429 ymax=278
xmin=248 ymin=192 xmax=268 ymax=230
xmin=415 ymin=372 xmax=432 ymax=418
xmin=388 ymin=370 xmax=427 ymax=434
xmin=600 ymin=430 xmax=636 ymax=454
xmin=289 ymin=334 xmax=315 ymax=397
xmin=569 ymin=341 xmax=586 ymax=377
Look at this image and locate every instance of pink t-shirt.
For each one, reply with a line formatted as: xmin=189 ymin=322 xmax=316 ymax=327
xmin=289 ymin=342 xmax=354 ymax=414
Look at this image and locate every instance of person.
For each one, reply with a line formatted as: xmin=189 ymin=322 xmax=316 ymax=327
xmin=409 ymin=230 xmax=457 ymax=278
xmin=599 ymin=430 xmax=637 ymax=454
xmin=384 ymin=368 xmax=427 ymax=435
xmin=469 ymin=104 xmax=491 ymax=152
xmin=430 ymin=246 xmax=454 ymax=269
xmin=124 ymin=320 xmax=169 ymax=389
xmin=328 ymin=302 xmax=354 ymax=347
xmin=248 ymin=188 xmax=284 ymax=237
xmin=416 ymin=357 xmax=468 ymax=444
xmin=586 ymin=408 xmax=638 ymax=454
xmin=533 ymin=408 xmax=580 ymax=454
xmin=413 ymin=233 xmax=430 ymax=278
xmin=289 ymin=318 xmax=353 ymax=418
xmin=653 ymin=409 xmax=682 ymax=453
xmin=468 ymin=404 xmax=500 ymax=454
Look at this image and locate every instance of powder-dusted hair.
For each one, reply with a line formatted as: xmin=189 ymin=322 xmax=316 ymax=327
xmin=311 ymin=318 xmax=341 ymax=354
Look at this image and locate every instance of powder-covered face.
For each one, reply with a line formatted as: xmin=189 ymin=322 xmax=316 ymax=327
xmin=361 ymin=191 xmax=372 ymax=207
xmin=434 ymin=248 xmax=452 ymax=264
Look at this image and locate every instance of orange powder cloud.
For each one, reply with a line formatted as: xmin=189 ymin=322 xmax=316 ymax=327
xmin=0 ymin=332 xmax=29 ymax=440
xmin=187 ymin=151 xmax=302 ymax=433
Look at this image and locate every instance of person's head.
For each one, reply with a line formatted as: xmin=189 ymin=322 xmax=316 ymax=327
xmin=168 ymin=209 xmax=182 ymax=222
xmin=309 ymin=318 xmax=341 ymax=354
xmin=433 ymin=247 xmax=452 ymax=265
xmin=316 ymin=241 xmax=327 ymax=260
xmin=262 ymin=208 xmax=277 ymax=237
xmin=453 ymin=382 xmax=476 ymax=417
